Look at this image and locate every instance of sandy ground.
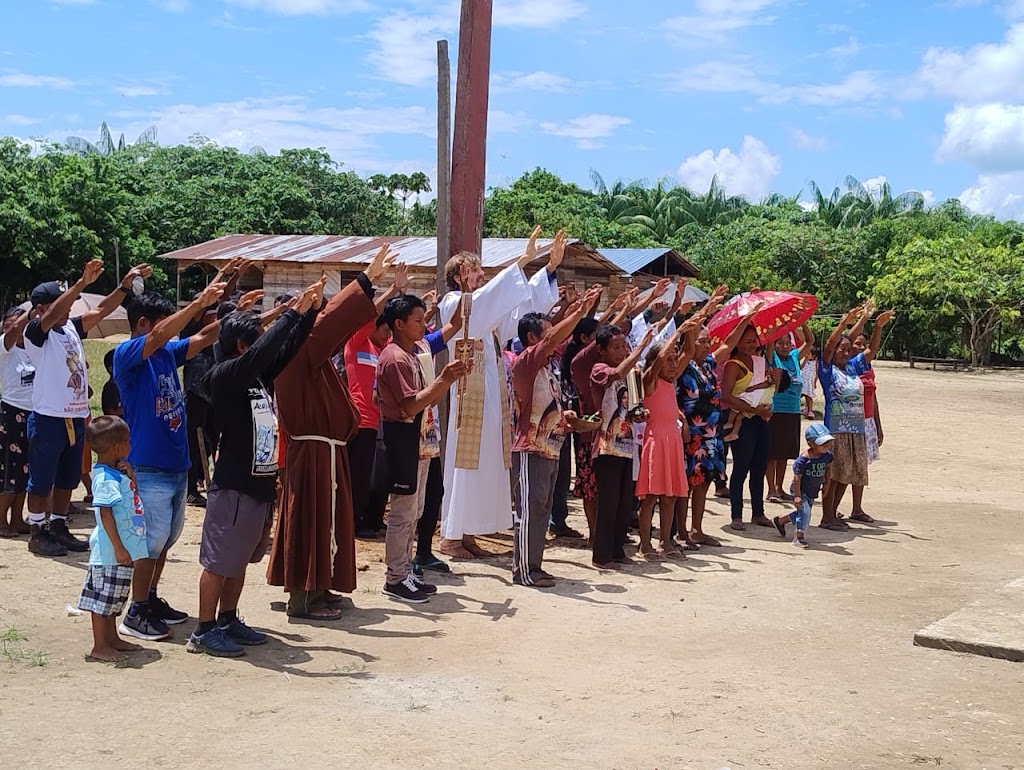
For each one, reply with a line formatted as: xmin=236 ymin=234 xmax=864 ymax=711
xmin=1 ymin=361 xmax=1023 ymax=770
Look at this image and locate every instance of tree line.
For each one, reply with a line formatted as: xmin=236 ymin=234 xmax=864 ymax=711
xmin=1 ymin=136 xmax=1022 ymax=365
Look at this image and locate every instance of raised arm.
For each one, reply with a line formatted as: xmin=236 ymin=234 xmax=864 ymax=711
xmin=797 ymin=322 xmax=815 ymax=365
xmin=863 ymin=310 xmax=894 ymax=364
xmin=137 ymin=281 xmax=226 ymax=361
xmin=541 ymin=290 xmax=599 ymax=358
xmin=375 ymin=263 xmax=409 ymax=315
xmin=39 ymin=259 xmax=104 ymax=333
xmin=609 ymin=327 xmax=655 ymax=382
xmin=824 ymin=306 xmax=861 ymax=365
xmin=80 ymin=263 xmax=154 ymax=334
xmin=608 ymin=288 xmax=639 ymax=331
xmin=848 ymin=299 xmax=875 ymax=343
xmin=631 ymin=278 xmax=671 ymax=321
xmin=3 ymin=308 xmax=31 ymax=350
xmin=711 ymin=302 xmax=763 ymax=365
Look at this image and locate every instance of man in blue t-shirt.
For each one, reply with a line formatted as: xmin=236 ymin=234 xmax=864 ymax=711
xmin=113 ymin=282 xmax=228 ymax=641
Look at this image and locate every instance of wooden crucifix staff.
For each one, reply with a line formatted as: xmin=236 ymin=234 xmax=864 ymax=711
xmin=456 ymin=292 xmax=473 ymax=429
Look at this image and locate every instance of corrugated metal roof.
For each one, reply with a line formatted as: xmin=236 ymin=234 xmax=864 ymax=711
xmin=597 ymin=248 xmax=700 ymax=277
xmin=163 ymin=234 xmax=622 ymax=272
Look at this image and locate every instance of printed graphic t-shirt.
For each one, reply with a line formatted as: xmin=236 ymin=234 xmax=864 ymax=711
xmin=591 ymin=362 xmax=634 ymax=459
xmin=114 ymin=336 xmax=191 ymax=471
xmin=23 ymin=317 xmax=89 ymax=418
xmin=88 ymin=463 xmax=148 ymax=566
xmin=511 ymin=343 xmax=568 ymax=460
xmin=819 ymin=352 xmax=869 ymax=435
xmin=791 ymin=451 xmax=834 ymax=501
xmin=0 ymin=335 xmax=36 ymax=411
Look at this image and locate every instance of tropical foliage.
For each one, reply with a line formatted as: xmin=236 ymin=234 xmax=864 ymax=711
xmin=1 ymin=134 xmax=1022 ymax=363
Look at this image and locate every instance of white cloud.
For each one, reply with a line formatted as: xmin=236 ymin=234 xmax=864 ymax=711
xmin=492 ymin=70 xmax=572 ymax=93
xmin=366 ymin=10 xmax=457 ymax=86
xmin=3 ymin=114 xmax=41 ymax=125
xmin=668 ymin=62 xmax=884 ymax=106
xmin=118 ymin=85 xmax=163 ymax=97
xmin=788 ymin=127 xmax=828 ymax=150
xmin=492 ymin=0 xmax=585 ymax=28
xmin=677 ymin=135 xmax=781 ymax=200
xmin=665 ymin=0 xmax=783 ymax=44
xmin=917 ymin=23 xmax=1024 ymax=103
xmin=224 ymin=0 xmax=369 ymax=13
xmin=960 ymin=172 xmax=1024 ymax=217
xmin=0 ymin=72 xmax=75 ymax=89
xmin=938 ymin=103 xmax=1024 ymax=172
xmin=488 ymin=110 xmax=533 ymax=133
xmin=539 ymin=114 xmax=631 ymax=150
xmin=108 ymin=97 xmax=434 ymax=171
xmin=827 ymin=36 xmax=861 ymax=60
xmin=152 ymin=0 xmax=189 ymax=11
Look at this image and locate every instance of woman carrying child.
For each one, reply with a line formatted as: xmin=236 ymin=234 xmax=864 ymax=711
xmin=635 ymin=319 xmax=700 ymax=559
xmin=720 ymin=311 xmax=777 ymax=531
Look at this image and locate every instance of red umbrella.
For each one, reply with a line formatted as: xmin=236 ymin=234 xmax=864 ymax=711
xmin=708 ymin=291 xmax=817 ymax=347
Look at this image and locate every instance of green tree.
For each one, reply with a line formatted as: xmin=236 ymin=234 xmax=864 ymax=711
xmin=872 ymin=236 xmax=1024 ymax=365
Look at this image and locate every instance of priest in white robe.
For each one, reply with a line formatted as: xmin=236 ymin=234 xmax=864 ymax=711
xmin=437 ymin=229 xmax=563 ymax=559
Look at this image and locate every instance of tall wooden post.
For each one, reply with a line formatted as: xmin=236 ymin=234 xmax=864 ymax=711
xmin=436 ymin=39 xmax=453 ymax=454
xmin=449 ymin=0 xmax=492 ymax=259
xmin=436 ymin=40 xmax=452 ymax=296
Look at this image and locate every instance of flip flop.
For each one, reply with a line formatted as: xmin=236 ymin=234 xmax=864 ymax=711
xmin=766 ymin=495 xmax=785 ymax=504
xmin=414 ymin=557 xmax=452 ymax=574
xmin=818 ymin=522 xmax=846 ymax=532
xmin=692 ymin=534 xmax=722 ymax=547
xmin=681 ymin=540 xmax=701 ymax=551
xmin=849 ymin=512 xmax=875 ymax=523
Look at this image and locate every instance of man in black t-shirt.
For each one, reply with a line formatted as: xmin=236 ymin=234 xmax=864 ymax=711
xmin=185 ymin=280 xmax=322 ymax=659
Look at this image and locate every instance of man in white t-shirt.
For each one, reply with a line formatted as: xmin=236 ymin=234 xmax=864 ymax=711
xmin=0 ymin=307 xmax=36 ymax=538
xmin=23 ymin=259 xmax=152 ymax=557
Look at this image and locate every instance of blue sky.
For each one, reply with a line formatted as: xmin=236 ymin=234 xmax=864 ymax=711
xmin=3 ymin=0 xmax=1024 ymax=217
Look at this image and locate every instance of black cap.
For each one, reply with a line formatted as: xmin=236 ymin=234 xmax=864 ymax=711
xmin=30 ymin=281 xmax=63 ymax=307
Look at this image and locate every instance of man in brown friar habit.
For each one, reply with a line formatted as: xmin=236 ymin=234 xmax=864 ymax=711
xmin=267 ymin=244 xmax=398 ymax=620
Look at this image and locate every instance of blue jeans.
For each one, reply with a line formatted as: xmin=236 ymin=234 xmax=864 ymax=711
xmin=26 ymin=413 xmax=86 ymax=495
xmin=134 ymin=467 xmax=188 ymax=558
xmin=792 ymin=496 xmax=813 ymax=534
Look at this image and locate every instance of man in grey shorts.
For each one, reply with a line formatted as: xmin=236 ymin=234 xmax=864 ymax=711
xmin=186 ymin=280 xmax=322 ymax=658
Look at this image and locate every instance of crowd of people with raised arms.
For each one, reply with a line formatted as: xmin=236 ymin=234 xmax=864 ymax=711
xmin=0 ymin=232 xmax=891 ymax=662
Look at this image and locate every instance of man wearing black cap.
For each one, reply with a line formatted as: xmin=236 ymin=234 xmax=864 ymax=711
xmin=23 ymin=259 xmax=151 ymax=557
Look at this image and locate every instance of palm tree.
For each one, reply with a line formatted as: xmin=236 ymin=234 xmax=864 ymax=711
xmin=841 ymin=176 xmax=925 ymax=227
xmin=681 ymin=176 xmax=748 ymax=227
xmin=590 ymin=170 xmax=646 ymax=224
xmin=65 ymin=122 xmax=158 ymax=156
xmin=807 ymin=181 xmax=854 ymax=228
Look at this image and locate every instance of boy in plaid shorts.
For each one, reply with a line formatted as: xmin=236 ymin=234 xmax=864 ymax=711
xmin=77 ymin=416 xmax=149 ymax=662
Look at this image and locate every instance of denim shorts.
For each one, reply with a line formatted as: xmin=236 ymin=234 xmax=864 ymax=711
xmin=26 ymin=413 xmax=86 ymax=496
xmin=134 ymin=467 xmax=188 ymax=558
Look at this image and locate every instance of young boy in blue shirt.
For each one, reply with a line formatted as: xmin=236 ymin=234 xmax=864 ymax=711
xmin=773 ymin=423 xmax=834 ymax=548
xmin=77 ymin=416 xmax=150 ymax=662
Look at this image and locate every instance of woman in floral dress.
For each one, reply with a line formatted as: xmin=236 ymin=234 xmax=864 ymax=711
xmin=674 ymin=309 xmax=758 ymax=548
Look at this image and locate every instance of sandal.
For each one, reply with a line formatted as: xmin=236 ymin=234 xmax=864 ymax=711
xmin=288 ymin=607 xmax=343 ymax=621
xmin=766 ymin=495 xmax=785 ymax=505
xmin=849 ymin=512 xmax=875 ymax=523
xmin=818 ymin=522 xmax=846 ymax=532
xmin=691 ymin=533 xmax=721 ymax=547
xmin=681 ymin=540 xmax=701 ymax=551
xmin=730 ymin=520 xmax=746 ymax=531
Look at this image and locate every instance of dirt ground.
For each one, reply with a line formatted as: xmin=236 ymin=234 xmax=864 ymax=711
xmin=1 ymin=361 xmax=1023 ymax=770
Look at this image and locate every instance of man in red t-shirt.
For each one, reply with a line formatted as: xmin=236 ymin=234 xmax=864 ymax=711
xmin=344 ymin=315 xmax=391 ymax=537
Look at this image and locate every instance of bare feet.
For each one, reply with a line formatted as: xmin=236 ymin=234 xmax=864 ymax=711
xmin=112 ymin=637 xmax=143 ymax=652
xmin=462 ymin=537 xmax=489 ymax=558
xmin=439 ymin=538 xmax=475 ymax=559
xmin=87 ymin=647 xmax=127 ymax=663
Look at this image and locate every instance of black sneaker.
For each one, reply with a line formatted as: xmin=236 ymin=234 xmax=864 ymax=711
xmin=27 ymin=524 xmax=67 ymax=557
xmin=772 ymin=516 xmax=788 ymax=538
xmin=409 ymin=574 xmax=438 ymax=595
xmin=150 ymin=595 xmax=189 ymax=625
xmin=381 ymin=575 xmax=429 ymax=604
xmin=48 ymin=519 xmax=89 ymax=552
xmin=186 ymin=492 xmax=207 ymax=508
xmin=120 ymin=607 xmax=172 ymax=641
